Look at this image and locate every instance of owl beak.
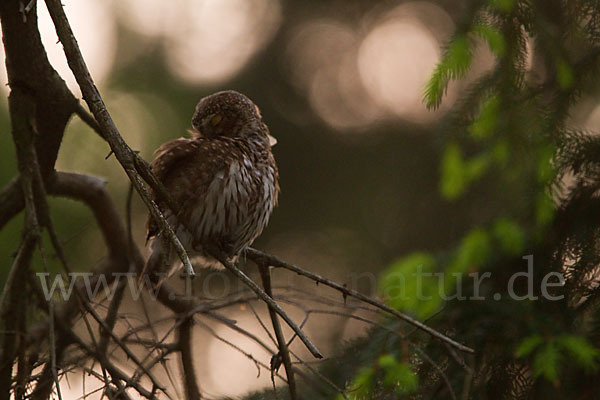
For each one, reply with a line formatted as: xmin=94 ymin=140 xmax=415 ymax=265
xmin=268 ymin=134 xmax=277 ymax=147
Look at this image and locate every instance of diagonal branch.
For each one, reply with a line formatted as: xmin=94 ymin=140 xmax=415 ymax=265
xmin=43 ymin=0 xmax=194 ymax=278
xmin=246 ymin=248 xmax=475 ymax=354
xmin=257 ymin=264 xmax=298 ymax=400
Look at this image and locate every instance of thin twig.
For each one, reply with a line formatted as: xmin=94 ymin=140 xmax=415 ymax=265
xmin=289 ymin=348 xmax=349 ymax=400
xmin=413 ymin=346 xmax=457 ymax=400
xmin=79 ymin=300 xmax=166 ymax=392
xmin=98 ymin=278 xmax=127 ymax=355
xmin=74 ymin=102 xmax=104 ymax=139
xmin=69 ymin=333 xmax=155 ymax=399
xmin=38 ymin=241 xmax=64 ymax=400
xmin=247 ymin=302 xmax=278 ymax=347
xmin=194 ymin=317 xmax=288 ymax=384
xmin=194 ymin=319 xmax=262 ymax=379
xmin=204 ymin=311 xmax=275 ymax=355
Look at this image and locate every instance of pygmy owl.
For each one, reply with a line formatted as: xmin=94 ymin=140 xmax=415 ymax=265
xmin=144 ymin=90 xmax=279 ymax=276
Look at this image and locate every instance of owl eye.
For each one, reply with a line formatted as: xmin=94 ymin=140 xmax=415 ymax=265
xmin=210 ymin=114 xmax=222 ymax=126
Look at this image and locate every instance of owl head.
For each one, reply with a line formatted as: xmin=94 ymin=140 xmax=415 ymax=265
xmin=191 ymin=90 xmax=276 ymax=147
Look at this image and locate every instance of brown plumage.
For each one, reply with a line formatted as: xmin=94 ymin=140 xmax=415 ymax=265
xmin=144 ymin=90 xmax=279 ymax=276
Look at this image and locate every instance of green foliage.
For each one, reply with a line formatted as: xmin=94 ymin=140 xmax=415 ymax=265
xmin=556 ymin=59 xmax=574 ymax=89
xmin=515 ymin=334 xmax=545 ymax=357
xmin=425 ymin=21 xmax=509 ymax=109
xmin=378 ymin=355 xmax=418 ymax=394
xmin=532 ymin=341 xmax=562 ymax=382
xmin=492 ymin=218 xmax=525 ymax=255
xmin=473 ymin=24 xmax=506 ymax=57
xmin=417 ymin=0 xmax=600 ymax=397
xmin=492 ymin=138 xmax=509 ymax=164
xmin=557 ymin=335 xmax=600 ymax=372
xmin=469 ymin=94 xmax=500 ymax=140
xmin=535 ymin=192 xmax=554 ymax=227
xmin=537 ymin=144 xmax=555 ymax=184
xmin=380 ymin=253 xmax=441 ymax=319
xmin=340 ymin=355 xmax=418 ymax=400
xmin=425 ymin=35 xmax=473 ymax=109
xmin=449 ymin=228 xmax=491 ymax=273
xmin=488 ymin=0 xmax=516 ymax=13
xmin=440 ymin=143 xmax=491 ymax=199
xmin=344 ymin=367 xmax=374 ymax=400
xmin=517 ymin=335 xmax=599 ymax=383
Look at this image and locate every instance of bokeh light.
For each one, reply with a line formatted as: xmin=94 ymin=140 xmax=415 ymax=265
xmin=0 ymin=0 xmax=116 ymax=94
xmin=285 ymin=2 xmax=456 ymax=131
xmin=585 ymin=103 xmax=600 ymax=132
xmin=203 ymin=312 xmax=275 ymax=397
xmin=39 ymin=0 xmax=116 ymax=93
xmin=56 ymin=91 xmax=172 ymax=182
xmin=358 ymin=18 xmax=441 ymax=122
xmin=115 ymin=0 xmax=282 ymax=84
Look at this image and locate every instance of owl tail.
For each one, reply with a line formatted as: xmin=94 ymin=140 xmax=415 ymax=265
xmin=139 ymin=239 xmax=190 ymax=288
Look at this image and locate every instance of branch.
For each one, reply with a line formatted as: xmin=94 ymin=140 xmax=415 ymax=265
xmin=25 ymin=172 xmax=135 ymax=368
xmin=0 ymin=178 xmax=24 ymax=231
xmin=211 ymin=249 xmax=323 ymax=359
xmin=0 ymin=81 xmax=43 ymax=400
xmin=26 ymin=172 xmax=135 ymax=342
xmin=74 ymin=102 xmax=105 ymax=140
xmin=0 ymin=0 xmax=78 ymax=180
xmin=98 ymin=279 xmax=127 ymax=356
xmin=48 ymin=172 xmax=131 ymax=259
xmin=246 ymin=248 xmax=475 ymax=354
xmin=32 ymin=168 xmax=164 ymax=395
xmin=195 ymin=316 xmax=289 ymax=384
xmin=79 ymin=299 xmax=165 ymax=392
xmin=68 ymin=333 xmax=155 ymax=399
xmin=43 ymin=0 xmax=194 ymax=277
xmin=177 ymin=317 xmax=201 ymax=400
xmin=258 ymin=265 xmax=298 ymax=400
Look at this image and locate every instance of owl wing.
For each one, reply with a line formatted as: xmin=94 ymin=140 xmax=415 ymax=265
xmin=145 ymin=138 xmax=228 ymax=241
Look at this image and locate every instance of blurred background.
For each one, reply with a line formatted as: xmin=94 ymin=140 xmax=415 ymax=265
xmin=2 ymin=0 xmax=598 ymax=398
